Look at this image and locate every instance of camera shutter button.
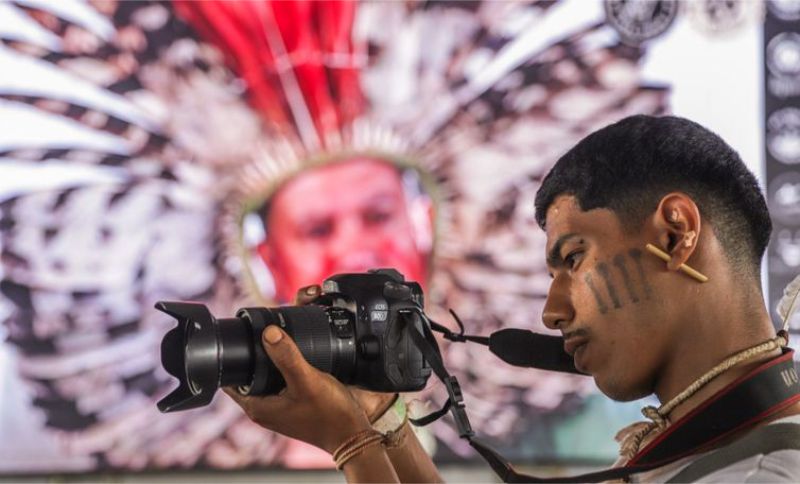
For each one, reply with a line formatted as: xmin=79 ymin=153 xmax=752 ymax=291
xmin=383 ymin=282 xmax=412 ymax=300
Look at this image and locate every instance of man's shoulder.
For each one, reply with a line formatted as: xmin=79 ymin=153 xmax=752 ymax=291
xmin=693 ymin=449 xmax=800 ymax=483
xmin=635 ymin=415 xmax=800 ymax=483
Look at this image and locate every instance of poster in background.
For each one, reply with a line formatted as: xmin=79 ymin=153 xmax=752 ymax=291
xmin=0 ymin=0 xmax=786 ymax=474
xmin=764 ymin=1 xmax=800 ymax=334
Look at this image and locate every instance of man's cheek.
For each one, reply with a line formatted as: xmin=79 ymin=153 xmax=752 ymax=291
xmin=281 ymin=244 xmax=328 ymax=278
xmin=372 ymin=232 xmax=414 ymax=256
xmin=580 ymin=249 xmax=654 ymax=315
xmin=376 ymin=239 xmax=425 ymax=278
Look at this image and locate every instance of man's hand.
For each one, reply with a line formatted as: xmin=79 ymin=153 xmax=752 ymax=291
xmin=288 ymin=285 xmax=441 ymax=483
xmin=223 ymin=324 xmax=372 ymax=454
xmin=295 ymin=285 xmax=397 ymax=422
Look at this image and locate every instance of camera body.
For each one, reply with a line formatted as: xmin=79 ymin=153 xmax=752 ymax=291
xmin=157 ymin=269 xmax=432 ymax=412
xmin=319 ymin=268 xmax=430 ymax=391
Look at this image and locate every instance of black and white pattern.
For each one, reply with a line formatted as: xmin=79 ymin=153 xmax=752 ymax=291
xmin=0 ymin=0 xmax=669 ymax=471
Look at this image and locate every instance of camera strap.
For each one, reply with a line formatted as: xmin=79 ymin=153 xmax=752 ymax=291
xmin=401 ymin=311 xmax=800 ymax=483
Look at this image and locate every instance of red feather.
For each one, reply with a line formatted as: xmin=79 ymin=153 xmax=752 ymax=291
xmin=172 ymin=0 xmax=364 ymax=145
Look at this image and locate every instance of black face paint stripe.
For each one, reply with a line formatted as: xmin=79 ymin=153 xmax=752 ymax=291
xmin=597 ymin=262 xmax=622 ymax=309
xmin=613 ymin=253 xmax=640 ymax=303
xmin=584 ymin=273 xmax=609 ymax=314
xmin=629 ymin=248 xmax=653 ymax=299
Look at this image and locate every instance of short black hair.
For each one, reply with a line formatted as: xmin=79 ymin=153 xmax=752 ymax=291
xmin=534 ymin=115 xmax=771 ymax=277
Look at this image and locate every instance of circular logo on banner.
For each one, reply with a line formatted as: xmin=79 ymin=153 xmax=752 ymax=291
xmin=768 ymin=108 xmax=800 ymax=165
xmin=605 ymin=0 xmax=679 ymax=45
xmin=768 ymin=0 xmax=800 ymax=21
xmin=769 ymin=171 xmax=800 ymax=225
xmin=774 ymin=228 xmax=800 ymax=272
xmin=767 ymin=32 xmax=800 ymax=77
xmin=688 ymin=0 xmax=758 ymax=35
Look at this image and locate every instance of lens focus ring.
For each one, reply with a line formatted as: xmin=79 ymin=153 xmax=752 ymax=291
xmin=279 ymin=306 xmax=334 ymax=374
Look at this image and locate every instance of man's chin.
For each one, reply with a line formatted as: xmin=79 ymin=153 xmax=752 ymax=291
xmin=595 ymin=374 xmax=651 ymax=402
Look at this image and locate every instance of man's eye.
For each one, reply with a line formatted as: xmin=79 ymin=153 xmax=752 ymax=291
xmin=564 ymin=251 xmax=583 ymax=270
xmin=302 ymin=222 xmax=333 ymax=239
xmin=364 ymin=209 xmax=393 ymax=226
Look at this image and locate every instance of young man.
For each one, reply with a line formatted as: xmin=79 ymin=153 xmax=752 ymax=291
xmin=225 ymin=115 xmax=800 ymax=482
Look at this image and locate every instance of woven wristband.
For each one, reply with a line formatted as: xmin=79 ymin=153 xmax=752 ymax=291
xmin=334 ymin=432 xmax=384 ymax=470
xmin=332 ymin=429 xmax=378 ymax=461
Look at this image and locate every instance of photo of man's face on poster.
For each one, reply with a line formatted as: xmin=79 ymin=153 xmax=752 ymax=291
xmin=247 ymin=158 xmax=434 ymax=303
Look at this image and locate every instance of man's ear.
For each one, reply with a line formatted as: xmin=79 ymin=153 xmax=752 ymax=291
xmin=256 ymin=240 xmax=274 ymax=270
xmin=652 ymin=192 xmax=702 ymax=272
xmin=257 ymin=240 xmax=293 ymax=301
xmin=257 ymin=240 xmax=285 ymax=286
xmin=408 ymin=196 xmax=434 ymax=255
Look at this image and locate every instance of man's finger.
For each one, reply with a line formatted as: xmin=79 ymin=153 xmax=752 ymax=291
xmin=261 ymin=325 xmax=311 ymax=389
xmin=222 ymin=386 xmax=247 ymax=404
xmin=294 ymin=285 xmax=321 ymax=305
xmin=222 ymin=386 xmax=286 ymax=427
xmin=222 ymin=386 xmax=254 ymax=415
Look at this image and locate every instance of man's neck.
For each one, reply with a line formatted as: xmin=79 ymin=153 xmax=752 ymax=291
xmin=664 ymin=347 xmax=783 ymax=424
xmin=654 ymin=296 xmax=781 ymax=424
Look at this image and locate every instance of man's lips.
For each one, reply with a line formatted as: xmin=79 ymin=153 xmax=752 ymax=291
xmin=563 ymin=331 xmax=589 ymax=357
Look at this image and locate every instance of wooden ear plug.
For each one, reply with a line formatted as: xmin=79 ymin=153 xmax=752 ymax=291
xmin=645 ymin=243 xmax=709 ymax=283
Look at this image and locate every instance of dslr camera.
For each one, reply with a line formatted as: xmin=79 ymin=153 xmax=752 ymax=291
xmin=156 ymin=269 xmax=432 ymax=412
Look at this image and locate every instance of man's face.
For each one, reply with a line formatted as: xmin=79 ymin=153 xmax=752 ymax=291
xmin=258 ymin=158 xmax=431 ymax=302
xmin=543 ymin=195 xmax=678 ymax=401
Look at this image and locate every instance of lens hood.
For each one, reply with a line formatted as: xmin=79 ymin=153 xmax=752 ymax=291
xmin=155 ymin=301 xmax=219 ymax=412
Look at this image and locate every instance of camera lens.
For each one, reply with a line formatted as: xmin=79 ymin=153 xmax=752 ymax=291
xmin=236 ymin=306 xmax=357 ymax=395
xmin=182 ymin=316 xmax=255 ymax=394
xmin=157 ymin=300 xmax=362 ymax=412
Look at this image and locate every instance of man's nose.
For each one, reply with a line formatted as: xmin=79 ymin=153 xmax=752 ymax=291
xmin=328 ymin=217 xmax=366 ymax=254
xmin=542 ymin=278 xmax=574 ymax=330
xmin=326 ymin=217 xmax=383 ymax=269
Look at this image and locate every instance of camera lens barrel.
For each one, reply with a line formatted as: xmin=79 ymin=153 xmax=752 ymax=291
xmin=235 ymin=308 xmax=273 ymax=395
xmin=217 ymin=318 xmax=255 ymax=387
xmin=183 ymin=316 xmax=255 ymax=392
xmin=235 ymin=305 xmax=357 ymax=395
xmin=281 ymin=306 xmax=336 ymax=373
xmin=157 ymin=297 xmax=364 ymax=412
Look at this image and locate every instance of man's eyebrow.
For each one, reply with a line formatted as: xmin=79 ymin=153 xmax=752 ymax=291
xmin=546 ymin=233 xmax=581 ymax=268
xmin=365 ymin=192 xmax=399 ymax=204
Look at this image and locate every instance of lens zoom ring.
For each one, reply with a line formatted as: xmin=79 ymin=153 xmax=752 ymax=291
xmin=281 ymin=306 xmax=334 ymax=374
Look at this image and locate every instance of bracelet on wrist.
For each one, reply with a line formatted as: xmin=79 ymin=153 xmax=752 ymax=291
xmin=332 ymin=429 xmax=384 ymax=470
xmin=332 ymin=397 xmax=411 ymax=470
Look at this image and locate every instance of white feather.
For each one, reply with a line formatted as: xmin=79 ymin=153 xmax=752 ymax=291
xmin=777 ymin=273 xmax=800 ymax=332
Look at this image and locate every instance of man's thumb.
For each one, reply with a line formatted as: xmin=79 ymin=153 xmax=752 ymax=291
xmin=261 ymin=326 xmax=307 ymax=382
xmin=264 ymin=325 xmax=284 ymax=345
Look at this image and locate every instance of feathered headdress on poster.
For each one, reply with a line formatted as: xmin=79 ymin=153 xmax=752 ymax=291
xmin=0 ymin=0 xmax=672 ymax=469
xmin=172 ymin=0 xmax=364 ymax=150
xmin=778 ymin=274 xmax=800 ymax=335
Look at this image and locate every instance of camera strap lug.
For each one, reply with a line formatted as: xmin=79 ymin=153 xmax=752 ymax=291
xmin=403 ymin=310 xmax=474 ymax=437
xmin=443 ymin=376 xmax=474 ymax=438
